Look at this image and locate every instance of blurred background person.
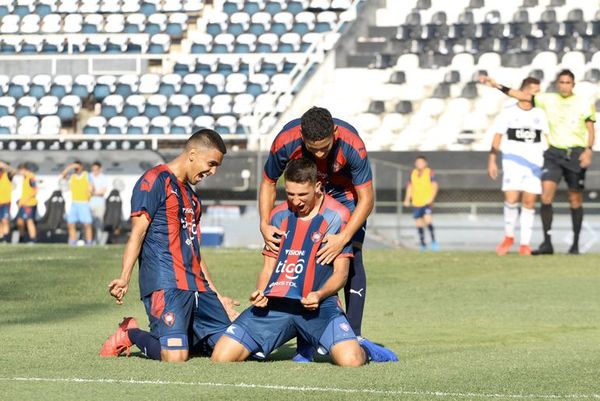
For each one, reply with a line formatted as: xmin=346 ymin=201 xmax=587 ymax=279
xmin=61 ymin=161 xmax=93 ymax=246
xmin=89 ymin=161 xmax=109 ymax=245
xmin=0 ymin=161 xmax=15 ymax=243
xmin=16 ymin=163 xmax=38 ymax=244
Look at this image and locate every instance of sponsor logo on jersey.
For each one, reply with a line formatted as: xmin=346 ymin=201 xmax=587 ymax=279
xmin=285 ymin=249 xmax=305 ymax=256
xmin=275 ymin=258 xmax=305 ymax=280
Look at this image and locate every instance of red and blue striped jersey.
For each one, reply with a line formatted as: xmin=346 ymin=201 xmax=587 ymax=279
xmin=263 ymin=118 xmax=372 ymax=212
xmin=262 ymin=195 xmax=353 ymax=301
xmin=131 ymin=164 xmax=208 ymax=298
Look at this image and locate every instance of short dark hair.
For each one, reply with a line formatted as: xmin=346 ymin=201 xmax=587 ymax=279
xmin=557 ymin=69 xmax=575 ymax=81
xmin=17 ymin=163 xmax=28 ymax=170
xmin=186 ymin=129 xmax=227 ymax=155
xmin=74 ymin=160 xmax=82 ymax=165
xmin=415 ymin=155 xmax=427 ymax=162
xmin=284 ymin=157 xmax=317 ymax=184
xmin=300 ymin=107 xmax=335 ymax=142
xmin=92 ymin=161 xmax=102 ymax=168
xmin=520 ymin=77 xmax=540 ymax=90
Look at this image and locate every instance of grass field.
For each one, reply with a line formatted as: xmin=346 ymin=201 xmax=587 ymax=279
xmin=1 ymin=245 xmax=599 ymax=401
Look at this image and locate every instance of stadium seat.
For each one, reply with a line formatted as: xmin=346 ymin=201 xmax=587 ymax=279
xmin=213 ymin=33 xmax=235 ymax=53
xmin=159 ymin=74 xmax=183 ymax=97
xmin=0 ymin=96 xmax=15 ymax=117
xmin=72 ymin=74 xmax=95 ymax=99
xmin=42 ymin=37 xmax=65 ymax=53
xmin=37 ymin=96 xmax=59 ymax=116
xmin=149 ymin=115 xmax=171 ymax=134
xmin=145 ymin=94 xmax=167 ymax=119
xmin=167 ymin=94 xmax=190 ymax=118
xmin=82 ymin=14 xmax=104 ymax=33
xmin=279 ymin=33 xmax=301 ymax=52
xmin=123 ymin=94 xmax=146 ymax=119
xmin=94 ymin=75 xmax=117 ymax=102
xmin=172 ymin=115 xmax=193 ymax=134
xmin=146 ymin=13 xmax=167 ymax=35
xmin=205 ymin=73 xmax=226 ymax=93
xmin=0 ymin=115 xmax=17 ymax=134
xmin=211 ymin=94 xmax=233 ymax=115
xmin=29 ymin=74 xmax=52 ymax=99
xmin=225 ymin=73 xmax=248 ymax=94
xmin=115 ymin=74 xmax=139 ymax=98
xmin=122 ymin=0 xmax=142 ymax=13
xmin=232 ymin=93 xmax=254 ymax=115
xmin=9 ymin=75 xmax=30 ymax=98
xmin=236 ymin=33 xmax=257 ymax=53
xmin=84 ymin=116 xmax=107 ymax=134
xmin=190 ymin=33 xmax=213 ymax=53
xmin=194 ymin=115 xmax=215 ymax=129
xmin=17 ymin=115 xmax=39 ymax=135
xmin=64 ymin=14 xmax=83 ymax=34
xmin=15 ymin=96 xmax=36 ymax=119
xmin=85 ymin=36 xmax=107 ymax=53
xmin=181 ymin=73 xmax=204 ymax=97
xmin=102 ymin=95 xmax=125 ymax=119
xmin=149 ymin=34 xmax=170 ymax=53
xmin=105 ymin=14 xmax=125 ymax=33
xmin=21 ymin=14 xmax=40 ymax=34
xmin=139 ymin=74 xmax=161 ymax=94
xmin=127 ymin=115 xmax=150 ymax=134
xmin=58 ymin=95 xmax=81 ymax=122
xmin=167 ymin=13 xmax=188 ymax=39
xmin=190 ymin=94 xmax=211 ymax=118
xmin=287 ymin=1 xmax=306 ymax=14
xmin=0 ymin=75 xmax=8 ymax=96
xmin=215 ymin=115 xmax=238 ymax=134
xmin=40 ymin=115 xmax=61 ymax=135
xmin=125 ymin=13 xmax=146 ymax=33
xmin=106 ymin=116 xmax=128 ymax=134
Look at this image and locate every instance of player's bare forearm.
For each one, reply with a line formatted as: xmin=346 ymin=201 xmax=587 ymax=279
xmin=341 ymin=184 xmax=374 ymax=243
xmin=256 ymin=255 xmax=277 ymax=292
xmin=200 ymin=257 xmax=222 ymax=296
xmin=259 ymin=179 xmax=277 ymax=227
xmin=586 ymin=120 xmax=595 ymax=148
xmin=120 ymin=216 xmax=148 ymax=283
xmin=314 ymin=258 xmax=350 ymax=300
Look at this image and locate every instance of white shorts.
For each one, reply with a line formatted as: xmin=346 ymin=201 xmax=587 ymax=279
xmin=502 ymin=159 xmax=542 ymax=194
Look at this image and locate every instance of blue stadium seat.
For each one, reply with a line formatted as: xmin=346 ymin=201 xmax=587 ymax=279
xmin=292 ymin=22 xmax=310 ymax=35
xmin=140 ymin=1 xmax=157 ymax=15
xmin=314 ymin=22 xmax=331 ymax=33
xmin=207 ymin=23 xmax=222 ymax=36
xmin=227 ymin=23 xmax=245 ymax=36
xmin=246 ymin=83 xmax=263 ymax=97
xmin=265 ymin=1 xmax=283 ymax=14
xmin=223 ymin=1 xmax=240 ymax=15
xmin=270 ymin=22 xmax=287 ymax=35
xmin=287 ymin=1 xmax=304 ymax=14
xmin=58 ymin=105 xmax=76 ymax=122
xmin=249 ymin=22 xmax=267 ymax=35
xmin=243 ymin=2 xmax=261 ymax=14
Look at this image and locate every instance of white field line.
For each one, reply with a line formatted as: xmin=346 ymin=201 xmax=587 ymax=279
xmin=0 ymin=377 xmax=599 ymax=399
xmin=0 ymin=256 xmax=87 ymax=262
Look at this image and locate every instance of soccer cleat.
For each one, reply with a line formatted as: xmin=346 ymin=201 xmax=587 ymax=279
xmin=568 ymin=243 xmax=580 ymax=255
xmin=292 ymin=345 xmax=315 ymax=363
xmin=495 ymin=236 xmax=514 ymax=256
xmin=518 ymin=245 xmax=532 ymax=256
xmin=99 ymin=317 xmax=139 ymax=357
xmin=358 ymin=338 xmax=398 ymax=363
xmin=430 ymin=241 xmax=440 ymax=251
xmin=532 ymin=241 xmax=554 ymax=255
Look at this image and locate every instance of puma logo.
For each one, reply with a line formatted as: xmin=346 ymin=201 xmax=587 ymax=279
xmin=350 ymin=288 xmax=364 ymax=297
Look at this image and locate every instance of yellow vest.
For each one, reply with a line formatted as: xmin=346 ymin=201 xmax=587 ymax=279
xmin=21 ymin=172 xmax=38 ymax=206
xmin=410 ymin=168 xmax=435 ymax=207
xmin=0 ymin=172 xmax=11 ymax=204
xmin=69 ymin=171 xmax=91 ymax=202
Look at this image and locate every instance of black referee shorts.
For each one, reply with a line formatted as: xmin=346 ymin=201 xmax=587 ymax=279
xmin=542 ymin=146 xmax=587 ymax=192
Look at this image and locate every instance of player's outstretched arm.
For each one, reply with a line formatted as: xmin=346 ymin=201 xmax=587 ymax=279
xmin=317 ymin=184 xmax=373 ymax=265
xmin=259 ymin=179 xmax=284 ymax=252
xmin=478 ymin=76 xmax=533 ymax=102
xmin=59 ymin=163 xmax=77 ymax=178
xmin=0 ymin=161 xmax=16 ymax=177
xmin=108 ymin=215 xmax=150 ymax=304
xmin=301 ymin=257 xmax=350 ymax=310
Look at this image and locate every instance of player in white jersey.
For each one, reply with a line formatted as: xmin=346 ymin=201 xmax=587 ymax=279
xmin=488 ymin=77 xmax=550 ymax=256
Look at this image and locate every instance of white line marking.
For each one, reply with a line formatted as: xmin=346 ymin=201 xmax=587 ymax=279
xmin=1 ymin=377 xmax=599 ymax=399
xmin=0 ymin=256 xmax=87 ymax=262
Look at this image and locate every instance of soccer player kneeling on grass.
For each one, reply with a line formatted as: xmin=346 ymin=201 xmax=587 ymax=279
xmin=99 ymin=130 xmax=239 ymax=362
xmin=211 ymin=158 xmax=398 ymax=366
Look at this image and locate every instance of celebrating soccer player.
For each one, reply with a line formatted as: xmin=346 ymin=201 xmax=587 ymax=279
xmin=403 ymin=156 xmax=439 ymax=251
xmin=100 ymin=130 xmax=239 ymax=363
xmin=211 ymin=158 xmax=397 ymax=366
xmin=487 ymin=77 xmax=550 ymax=256
xmin=259 ymin=107 xmax=373 ymax=361
xmin=481 ymin=70 xmax=596 ymax=254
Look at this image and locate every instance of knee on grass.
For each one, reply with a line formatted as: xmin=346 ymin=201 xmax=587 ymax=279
xmin=330 ymin=341 xmax=366 ymax=368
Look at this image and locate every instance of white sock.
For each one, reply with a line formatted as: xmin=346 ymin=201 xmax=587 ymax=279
xmin=503 ymin=202 xmax=519 ymax=238
xmin=520 ymin=207 xmax=535 ymax=246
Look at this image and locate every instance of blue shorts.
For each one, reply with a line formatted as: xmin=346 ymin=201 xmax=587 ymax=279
xmin=142 ymin=288 xmax=231 ymax=352
xmin=413 ymin=205 xmax=432 ymax=219
xmin=17 ymin=206 xmax=36 ymax=221
xmin=0 ymin=203 xmax=9 ymax=220
xmin=67 ymin=202 xmax=93 ymax=224
xmin=224 ymin=296 xmax=356 ymax=358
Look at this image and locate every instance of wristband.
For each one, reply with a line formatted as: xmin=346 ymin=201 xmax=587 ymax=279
xmin=498 ymin=85 xmax=510 ymax=94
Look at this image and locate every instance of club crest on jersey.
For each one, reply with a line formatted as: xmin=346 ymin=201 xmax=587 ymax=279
xmin=339 ymin=322 xmax=351 ymax=332
xmin=163 ymin=312 xmax=176 ymax=327
xmin=311 ymin=231 xmax=323 ymax=243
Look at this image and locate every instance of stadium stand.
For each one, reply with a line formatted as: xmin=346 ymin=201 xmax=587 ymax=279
xmin=0 ymin=0 xmax=358 ymax=140
xmin=321 ymin=0 xmax=599 ymax=151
